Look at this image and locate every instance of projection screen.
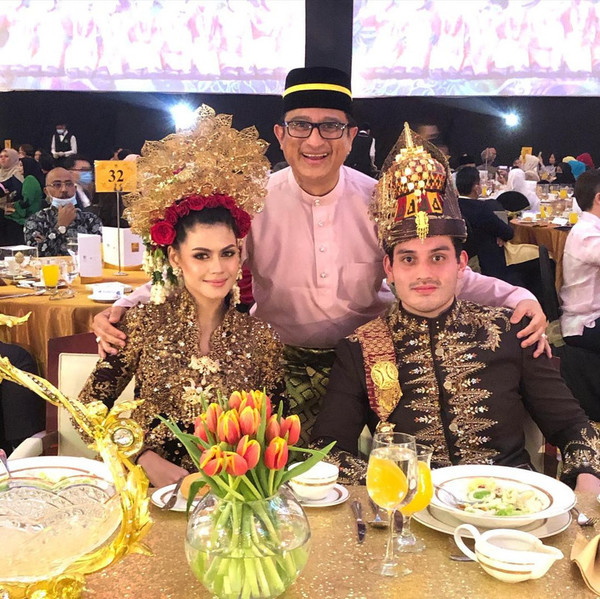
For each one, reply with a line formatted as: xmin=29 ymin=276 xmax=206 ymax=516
xmin=0 ymin=0 xmax=305 ymax=93
xmin=353 ymin=0 xmax=600 ymax=97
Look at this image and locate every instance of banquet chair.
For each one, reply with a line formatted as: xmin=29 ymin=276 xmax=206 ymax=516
xmin=496 ymin=191 xmax=530 ymax=213
xmin=538 ymin=245 xmax=560 ymax=324
xmin=9 ymin=332 xmax=135 ymax=459
xmin=537 ymin=245 xmax=600 ymax=421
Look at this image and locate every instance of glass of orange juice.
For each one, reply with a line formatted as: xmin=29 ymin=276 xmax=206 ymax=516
xmin=41 ymin=263 xmax=60 ymax=295
xmin=397 ymin=444 xmax=433 ymax=553
xmin=366 ymin=432 xmax=417 ymax=577
xmin=569 ymin=212 xmax=579 ymax=225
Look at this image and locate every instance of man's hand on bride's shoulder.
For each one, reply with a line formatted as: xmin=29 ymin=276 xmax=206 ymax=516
xmin=93 ymin=306 xmax=128 ymax=358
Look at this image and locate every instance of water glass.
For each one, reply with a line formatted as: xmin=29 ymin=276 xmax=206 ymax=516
xmin=366 ymin=432 xmax=417 ymax=577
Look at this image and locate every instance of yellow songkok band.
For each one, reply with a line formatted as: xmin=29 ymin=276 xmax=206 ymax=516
xmin=283 ymin=83 xmax=352 ymax=98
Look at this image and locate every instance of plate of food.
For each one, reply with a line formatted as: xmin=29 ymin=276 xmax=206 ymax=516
xmin=430 ymin=464 xmax=576 ymax=528
xmin=413 ymin=504 xmax=571 ymax=539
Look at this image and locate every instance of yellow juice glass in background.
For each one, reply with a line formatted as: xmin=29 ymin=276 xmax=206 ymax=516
xmin=559 ymin=188 xmax=568 ymax=199
xmin=569 ymin=212 xmax=579 ymax=225
xmin=366 ymin=432 xmax=417 ymax=577
xmin=396 ymin=444 xmax=433 ymax=553
xmin=41 ymin=263 xmax=60 ymax=294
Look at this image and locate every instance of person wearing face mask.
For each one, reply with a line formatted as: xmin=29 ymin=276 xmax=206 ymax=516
xmin=64 ymin=155 xmax=93 ymax=208
xmin=23 ymin=168 xmax=102 ymax=256
xmin=50 ymin=123 xmax=77 ymax=168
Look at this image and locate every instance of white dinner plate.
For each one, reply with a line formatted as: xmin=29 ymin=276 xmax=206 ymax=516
xmin=16 ymin=280 xmax=66 ymax=288
xmin=88 ymin=294 xmax=120 ymax=303
xmin=299 ymin=484 xmax=349 ymax=508
xmin=151 ymin=483 xmax=200 ymax=512
xmin=414 ymin=504 xmax=571 ymax=540
xmin=430 ymin=464 xmax=575 ymax=529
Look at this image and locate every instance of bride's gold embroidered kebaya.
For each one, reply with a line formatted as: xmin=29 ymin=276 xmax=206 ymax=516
xmin=79 ymin=107 xmax=284 ymax=475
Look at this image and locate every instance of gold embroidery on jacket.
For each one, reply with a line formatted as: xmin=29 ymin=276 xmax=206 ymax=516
xmin=387 ymin=301 xmax=511 ymax=467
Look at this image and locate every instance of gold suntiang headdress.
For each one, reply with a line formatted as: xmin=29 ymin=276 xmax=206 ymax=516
xmin=124 ymin=104 xmax=270 ymax=303
xmin=370 ymin=123 xmax=466 ymax=250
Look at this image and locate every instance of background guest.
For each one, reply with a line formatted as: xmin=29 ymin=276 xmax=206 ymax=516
xmin=344 ymin=122 xmax=377 ymax=177
xmin=0 ymin=148 xmax=25 ymax=244
xmin=457 ymin=166 xmax=514 ymax=280
xmin=0 ymin=341 xmax=45 ymax=455
xmin=3 ymin=156 xmax=45 ymax=231
xmin=560 ymin=169 xmax=600 ymax=354
xmin=577 ymin=152 xmax=595 ymax=170
xmin=23 ymin=167 xmax=102 ymax=256
xmin=477 ymin=147 xmax=497 ymax=177
xmin=64 ymin=154 xmax=93 ymax=208
xmin=50 ymin=122 xmax=77 ymax=167
xmin=507 ymin=163 xmax=540 ymax=211
xmin=18 ymin=143 xmax=35 ymax=159
xmin=554 ymin=161 xmax=576 ymax=184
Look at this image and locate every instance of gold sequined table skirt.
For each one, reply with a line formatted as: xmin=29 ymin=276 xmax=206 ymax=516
xmin=85 ymin=487 xmax=596 ymax=598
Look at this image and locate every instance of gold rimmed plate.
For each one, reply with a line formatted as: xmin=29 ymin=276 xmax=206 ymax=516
xmin=298 ymin=484 xmax=349 ymax=508
xmin=430 ymin=465 xmax=575 ymax=529
xmin=414 ymin=504 xmax=571 ymax=540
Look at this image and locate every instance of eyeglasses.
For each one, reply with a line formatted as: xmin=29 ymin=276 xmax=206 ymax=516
xmin=48 ymin=181 xmax=76 ymax=190
xmin=284 ymin=120 xmax=349 ymax=140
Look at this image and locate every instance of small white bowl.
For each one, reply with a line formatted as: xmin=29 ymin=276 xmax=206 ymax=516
xmin=288 ymin=461 xmax=339 ymax=501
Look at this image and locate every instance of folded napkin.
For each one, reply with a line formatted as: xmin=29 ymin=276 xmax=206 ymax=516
xmin=90 ymin=282 xmax=132 ymax=298
xmin=571 ymin=532 xmax=600 ymax=594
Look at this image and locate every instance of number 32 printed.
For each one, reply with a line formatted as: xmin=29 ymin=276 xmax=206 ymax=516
xmin=108 ymin=169 xmax=124 ymax=183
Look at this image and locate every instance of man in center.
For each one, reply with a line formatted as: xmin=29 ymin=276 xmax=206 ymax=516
xmin=311 ymin=125 xmax=600 ymax=491
xmin=93 ymin=67 xmax=547 ymax=443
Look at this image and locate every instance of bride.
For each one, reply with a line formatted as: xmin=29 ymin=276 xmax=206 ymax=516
xmin=79 ymin=107 xmax=284 ymax=488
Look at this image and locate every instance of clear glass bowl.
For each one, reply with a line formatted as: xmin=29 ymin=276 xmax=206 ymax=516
xmin=2 ymin=456 xmax=121 ymax=584
xmin=185 ymin=486 xmax=311 ymax=599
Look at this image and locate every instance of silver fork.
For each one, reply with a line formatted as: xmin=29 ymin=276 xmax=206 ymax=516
xmin=571 ymin=507 xmax=598 ymax=527
xmin=161 ymin=477 xmax=185 ymax=510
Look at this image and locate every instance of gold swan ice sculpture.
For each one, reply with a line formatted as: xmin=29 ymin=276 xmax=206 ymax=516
xmin=0 ymin=313 xmax=152 ymax=599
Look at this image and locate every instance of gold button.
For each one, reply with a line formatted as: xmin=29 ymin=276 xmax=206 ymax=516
xmin=449 ymin=422 xmax=458 ymax=433
xmin=435 ymin=347 xmax=444 ymax=357
xmin=443 ymin=381 xmax=453 ymax=391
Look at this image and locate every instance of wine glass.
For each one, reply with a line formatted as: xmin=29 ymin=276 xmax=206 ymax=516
xmin=396 ymin=444 xmax=433 ymax=553
xmin=54 ymin=260 xmax=77 ymax=299
xmin=366 ymin=432 xmax=417 ymax=577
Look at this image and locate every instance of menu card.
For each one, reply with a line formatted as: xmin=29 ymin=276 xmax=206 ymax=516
xmin=78 ymin=233 xmax=103 ymax=278
xmin=102 ymin=227 xmax=143 ymax=267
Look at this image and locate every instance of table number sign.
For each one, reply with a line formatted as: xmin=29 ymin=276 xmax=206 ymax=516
xmin=94 ymin=160 xmax=137 ymax=193
xmin=520 ymin=146 xmax=533 ymax=159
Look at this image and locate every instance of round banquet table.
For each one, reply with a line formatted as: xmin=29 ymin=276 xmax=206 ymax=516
xmin=0 ymin=267 xmax=149 ymax=374
xmin=510 ymin=220 xmax=571 ymax=290
xmin=85 ymin=487 xmax=598 ymax=599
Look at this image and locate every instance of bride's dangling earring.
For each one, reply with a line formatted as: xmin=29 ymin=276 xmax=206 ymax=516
xmin=231 ymin=266 xmax=243 ymax=306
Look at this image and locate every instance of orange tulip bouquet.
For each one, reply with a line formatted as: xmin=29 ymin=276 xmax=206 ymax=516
xmin=162 ymin=389 xmax=334 ymax=599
